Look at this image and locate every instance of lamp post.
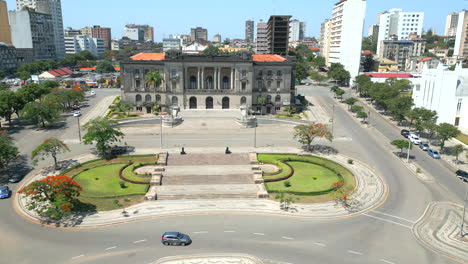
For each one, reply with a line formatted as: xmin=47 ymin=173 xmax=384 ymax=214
xmin=461 ymin=186 xmax=468 ymax=237
xmin=406 ymin=141 xmax=412 ymax=163
xmin=330 ymin=104 xmax=335 ymax=136
xmin=160 ymin=116 xmax=163 ymax=150
xmin=76 ymin=115 xmax=81 ymax=142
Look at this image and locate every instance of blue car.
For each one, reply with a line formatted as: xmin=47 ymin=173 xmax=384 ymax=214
xmin=0 ymin=186 xmax=10 ymax=199
xmin=427 ymin=149 xmax=441 ymax=159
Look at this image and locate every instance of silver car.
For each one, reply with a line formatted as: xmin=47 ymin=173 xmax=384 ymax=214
xmin=419 ymin=142 xmax=429 ymax=151
xmin=161 ymin=232 xmax=192 ymax=246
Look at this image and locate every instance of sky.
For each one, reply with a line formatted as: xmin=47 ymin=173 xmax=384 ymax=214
xmin=4 ymin=0 xmax=467 ymax=41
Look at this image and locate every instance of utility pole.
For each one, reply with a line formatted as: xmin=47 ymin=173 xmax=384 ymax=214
xmin=406 ymin=141 xmax=412 ymax=163
xmin=331 ymin=104 xmax=335 ymax=136
xmin=160 ymin=117 xmax=163 ymax=150
xmin=461 ymin=186 xmax=468 ymax=237
xmin=76 ymin=115 xmax=81 ymax=142
xmin=254 ymin=123 xmax=257 ymax=148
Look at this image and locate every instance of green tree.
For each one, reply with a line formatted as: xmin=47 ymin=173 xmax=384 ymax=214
xmin=202 ymin=45 xmax=221 ymax=55
xmin=0 ymin=71 xmax=5 ymax=79
xmin=45 ymin=89 xmax=84 ymax=111
xmin=295 ymin=60 xmax=309 ymax=82
xmin=20 ymin=101 xmax=61 ymax=127
xmin=453 ymin=144 xmax=464 ymax=162
xmin=145 ymin=71 xmax=164 ymax=89
xmin=351 ymin=105 xmax=363 ymax=113
xmin=111 ymin=101 xmax=133 ymax=115
xmin=97 ymin=78 xmax=106 ymax=85
xmin=31 ymin=138 xmax=70 ymax=169
xmin=275 ymin=192 xmax=300 ymax=210
xmin=354 ymin=74 xmax=372 ymax=97
xmin=344 ymin=98 xmax=357 ymax=110
xmin=0 ymin=90 xmax=17 ymax=124
xmin=95 ymin=61 xmax=115 ymax=73
xmin=17 ymin=83 xmax=53 ymax=104
xmin=327 ymin=63 xmax=350 ymax=86
xmin=423 ymin=120 xmax=438 ymax=139
xmin=436 ymin=123 xmax=460 ymax=152
xmin=361 ymin=37 xmax=377 ymax=53
xmin=334 ymin=88 xmax=345 ymax=101
xmin=41 ymin=81 xmax=60 ymax=90
xmin=293 ymin=123 xmax=333 ymax=150
xmin=18 ymin=175 xmax=82 ymax=220
xmin=0 ymin=133 xmax=19 ymax=170
xmin=357 ymin=111 xmax=368 ymax=122
xmin=78 ymin=50 xmax=97 ymax=60
xmin=329 ymin=181 xmax=353 ymax=208
xmin=18 ymin=71 xmax=31 ymax=83
xmin=391 ymin=139 xmax=412 ymax=157
xmin=257 ymin=96 xmax=266 ymax=115
xmin=83 ymin=117 xmax=124 ymax=157
xmin=368 ymin=82 xmax=399 ymax=110
xmin=0 ymin=83 xmax=10 ymax=91
xmin=386 ymin=96 xmax=414 ymax=125
xmin=309 ymin=71 xmax=328 ymax=83
xmin=311 ymin=56 xmax=326 ymax=69
xmin=393 ymin=79 xmax=412 ymax=92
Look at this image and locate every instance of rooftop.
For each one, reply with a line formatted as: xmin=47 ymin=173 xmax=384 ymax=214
xmin=252 ymin=54 xmax=286 ymax=62
xmin=129 ymin=53 xmax=287 ymax=62
xmin=365 ymin=72 xmax=415 ymax=78
xmin=130 ymin=53 xmax=166 ymax=61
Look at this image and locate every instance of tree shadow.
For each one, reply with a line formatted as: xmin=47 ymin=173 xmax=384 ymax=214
xmin=303 ymin=144 xmax=339 ymax=155
xmin=392 ymin=151 xmax=415 ymax=160
xmin=40 ymin=201 xmax=98 ymax=227
xmin=0 ymin=155 xmax=33 ymax=185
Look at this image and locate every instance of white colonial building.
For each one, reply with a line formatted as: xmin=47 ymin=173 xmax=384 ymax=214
xmin=120 ymin=51 xmax=295 ymax=114
xmin=412 ymin=63 xmax=468 ymax=131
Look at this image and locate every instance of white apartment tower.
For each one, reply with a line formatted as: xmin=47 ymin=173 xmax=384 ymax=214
xmin=445 ymin=12 xmax=459 ymax=37
xmin=256 ymin=20 xmax=268 ymax=54
xmin=289 ymin=19 xmax=306 ymax=43
xmin=376 ymin=8 xmax=424 ymax=55
xmin=454 ymin=10 xmax=468 ymax=58
xmin=16 ymin=0 xmax=65 ymax=58
xmin=320 ymin=19 xmax=331 ymax=65
xmin=328 ymin=0 xmax=366 ymax=81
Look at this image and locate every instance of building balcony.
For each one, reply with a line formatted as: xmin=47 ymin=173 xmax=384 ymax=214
xmin=184 ymin=88 xmax=240 ymax=94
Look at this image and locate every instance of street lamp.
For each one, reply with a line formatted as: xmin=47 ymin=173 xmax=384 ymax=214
xmin=159 ymin=116 xmax=163 ymax=150
xmin=253 ymin=119 xmax=258 ymax=148
xmin=406 ymin=141 xmax=412 ymax=163
xmin=461 ymin=186 xmax=468 ymax=237
xmin=330 ymin=104 xmax=335 ymax=136
xmin=75 ymin=115 xmax=81 ymax=142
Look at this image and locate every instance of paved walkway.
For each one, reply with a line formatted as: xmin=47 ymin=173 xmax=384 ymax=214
xmin=413 ymin=202 xmax=468 ymax=263
xmin=153 ymin=254 xmax=279 ymax=264
xmin=14 ymin=147 xmax=388 ymax=227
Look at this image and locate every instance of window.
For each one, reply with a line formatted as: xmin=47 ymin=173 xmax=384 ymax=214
xmin=258 ymin=70 xmax=263 ymax=76
xmin=190 ymin=76 xmax=197 ymax=89
xmin=267 ymin=81 xmax=272 ymax=88
xmin=277 ymin=70 xmax=282 ymax=76
xmin=136 ymin=94 xmax=142 ymax=102
xmin=223 ymin=76 xmax=230 ymax=89
xmin=136 ymin=80 xmax=141 ymax=89
xmin=172 ymin=96 xmax=178 ymax=106
xmin=257 ymin=80 xmax=263 ymax=89
xmin=134 ymin=69 xmax=140 ymax=75
xmin=136 ymin=106 xmax=142 ymax=111
xmin=171 ymin=69 xmax=177 ymax=77
xmin=275 ymin=107 xmax=281 ymax=111
xmin=242 ymin=70 xmax=247 ymax=77
xmin=144 ymin=69 xmax=149 ymax=75
xmin=275 ymin=95 xmax=281 ymax=102
xmin=277 ymin=81 xmax=281 ymax=88
xmin=145 ymin=95 xmax=152 ymax=102
xmin=241 ymin=82 xmax=246 ymax=90
xmin=267 ymin=70 xmax=272 ymax=76
xmin=266 ymin=95 xmax=271 ymax=103
xmin=156 ymin=94 xmax=161 ymax=103
xmin=240 ymin=96 xmax=247 ymax=105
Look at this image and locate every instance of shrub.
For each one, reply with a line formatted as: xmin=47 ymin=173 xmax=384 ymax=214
xmin=416 ymin=168 xmax=421 ymax=174
xmin=124 ymin=198 xmax=131 ymax=202
xmin=95 ymin=177 xmax=99 ymax=180
xmin=347 ymin=159 xmax=354 ymax=164
xmin=312 ymin=177 xmax=317 ymax=180
xmin=119 ymin=181 xmax=127 ymax=189
xmin=284 ymin=181 xmax=291 ymax=187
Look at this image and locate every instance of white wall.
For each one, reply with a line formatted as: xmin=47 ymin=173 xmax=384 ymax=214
xmin=8 ymin=10 xmax=33 ymax=49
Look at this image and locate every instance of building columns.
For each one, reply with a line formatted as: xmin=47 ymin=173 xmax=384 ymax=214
xmin=184 ymin=67 xmax=188 ymax=90
xmin=231 ymin=68 xmax=234 ymax=90
xmin=201 ymin=67 xmax=204 ymax=89
xmin=197 ymin=67 xmax=201 ymax=89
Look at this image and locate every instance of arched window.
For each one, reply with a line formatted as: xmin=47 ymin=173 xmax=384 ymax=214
xmin=136 ymin=94 xmax=142 ymax=102
xmin=275 ymin=95 xmax=281 ymax=102
xmin=206 ymin=76 xmax=213 ymax=89
xmin=156 ymin=94 xmax=161 ymax=103
xmin=171 ymin=96 xmax=178 ymax=106
xmin=145 ymin=95 xmax=152 ymax=102
xmin=222 ymin=97 xmax=230 ymax=109
xmin=190 ymin=76 xmax=197 ymax=89
xmin=222 ymin=76 xmax=229 ymax=89
xmin=266 ymin=95 xmax=272 ymax=103
xmin=277 ymin=70 xmax=282 ymax=76
xmin=240 ymin=96 xmax=247 ymax=105
xmin=205 ymin=97 xmax=213 ymax=109
xmin=189 ymin=97 xmax=197 ymax=109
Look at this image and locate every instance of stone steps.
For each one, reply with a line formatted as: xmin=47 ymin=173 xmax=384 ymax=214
xmin=162 ymin=174 xmax=254 ymax=185
xmin=155 ymin=184 xmax=262 ymax=200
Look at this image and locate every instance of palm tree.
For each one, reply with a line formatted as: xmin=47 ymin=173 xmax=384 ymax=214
xmin=145 ymin=71 xmax=164 ymax=90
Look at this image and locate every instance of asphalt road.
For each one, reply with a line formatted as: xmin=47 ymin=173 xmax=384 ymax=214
xmin=0 ymin=86 xmax=463 ymax=264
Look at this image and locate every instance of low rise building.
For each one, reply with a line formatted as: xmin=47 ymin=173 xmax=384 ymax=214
xmin=412 ymin=64 xmax=468 ymax=131
xmin=182 ymin=42 xmax=207 ymax=54
xmin=0 ymin=42 xmax=17 ymax=72
xmin=120 ymin=51 xmax=295 ymax=114
xmin=378 ymin=36 xmax=426 ymax=66
xmin=377 ymin=58 xmax=399 ymax=72
xmin=405 ymin=56 xmax=441 ymax=73
xmin=163 ymin=38 xmax=181 ymax=52
xmin=64 ymin=35 xmax=105 ymax=57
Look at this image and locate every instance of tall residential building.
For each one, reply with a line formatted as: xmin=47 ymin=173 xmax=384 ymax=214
xmin=0 ymin=43 xmax=17 ymax=72
xmin=267 ymin=15 xmax=291 ymax=56
xmin=320 ymin=19 xmax=331 ymax=65
xmin=123 ymin=24 xmax=153 ymax=42
xmin=190 ymin=27 xmax=208 ymax=42
xmin=328 ymin=0 xmax=366 ymax=80
xmin=245 ymin=20 xmax=254 ymax=43
xmin=255 ymin=20 xmax=268 ymax=54
xmin=0 ymin=0 xmax=12 ymax=44
xmin=454 ymin=10 xmax=468 ymax=58
xmin=64 ymin=35 xmax=104 ymax=56
xmin=81 ymin=26 xmax=112 ymax=50
xmin=376 ymin=9 xmax=424 ymax=55
xmin=64 ymin=27 xmax=81 ymax=37
xmin=163 ymin=38 xmax=181 ymax=51
xmin=213 ymin=34 xmax=222 ymax=43
xmin=17 ymin=0 xmax=65 ymax=58
xmin=368 ymin=24 xmax=379 ymax=37
xmin=9 ymin=8 xmax=56 ymax=60
xmin=289 ymin=19 xmax=306 ymax=43
xmin=445 ymin=12 xmax=459 ymax=37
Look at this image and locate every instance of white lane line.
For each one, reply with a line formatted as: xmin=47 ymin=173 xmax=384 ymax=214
xmin=379 ymin=259 xmax=395 ymax=264
xmin=193 ymin=231 xmax=208 ymax=234
xmin=363 ymin=213 xmax=412 ymax=229
xmin=71 ymin=255 xmax=84 ymax=260
xmin=224 ymin=230 xmax=235 ymax=233
xmin=371 ymin=210 xmax=415 ymax=223
xmin=105 ymin=246 xmax=117 ymax=251
xmin=347 ymin=250 xmax=363 ymax=255
xmin=133 ymin=239 xmax=146 ymax=244
xmin=253 ymin=233 xmax=265 ymax=236
xmin=281 ymin=236 xmax=294 ymax=240
xmin=313 ymin=242 xmax=327 ymax=247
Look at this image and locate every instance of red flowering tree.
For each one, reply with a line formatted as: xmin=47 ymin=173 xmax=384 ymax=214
xmin=18 ymin=175 xmax=82 ymax=220
xmin=329 ymin=181 xmax=350 ymax=208
xmin=293 ymin=123 xmax=333 ymax=150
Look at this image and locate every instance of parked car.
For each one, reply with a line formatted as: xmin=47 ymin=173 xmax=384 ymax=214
xmin=419 ymin=142 xmax=430 ymax=151
xmin=427 ymin=149 xmax=441 ymax=159
xmin=0 ymin=186 xmax=10 ymax=199
xmin=73 ymin=111 xmax=82 ymax=117
xmin=456 ymin=170 xmax=468 ymax=182
xmin=401 ymin=129 xmax=410 ymax=138
xmin=161 ymin=232 xmax=192 ymax=246
xmin=110 ymin=146 xmax=131 ymax=155
xmin=408 ymin=134 xmax=422 ymax=145
xmin=71 ymin=104 xmax=80 ymax=110
xmin=8 ymin=174 xmax=23 ymax=183
xmin=90 ymin=91 xmax=96 ymax=96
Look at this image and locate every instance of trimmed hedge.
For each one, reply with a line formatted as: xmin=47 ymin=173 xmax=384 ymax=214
xmin=119 ymin=162 xmax=151 ymax=185
xmin=263 ymin=161 xmax=295 ymax=183
xmin=261 ymin=162 xmax=283 ymax=176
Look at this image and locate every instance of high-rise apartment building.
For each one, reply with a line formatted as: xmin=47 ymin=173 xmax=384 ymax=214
xmin=64 ymin=35 xmax=104 ymax=56
xmin=213 ymin=34 xmax=222 ymax=43
xmin=256 ymin=20 xmax=268 ymax=54
xmin=81 ymin=25 xmax=112 ymax=50
xmin=0 ymin=0 xmax=12 ymax=44
xmin=245 ymin=20 xmax=254 ymax=43
xmin=267 ymin=15 xmax=291 ymax=56
xmin=190 ymin=27 xmax=208 ymax=42
xmin=445 ymin=12 xmax=459 ymax=37
xmin=123 ymin=24 xmax=153 ymax=43
xmin=17 ymin=0 xmax=65 ymax=58
xmin=320 ymin=19 xmax=331 ymax=65
xmin=64 ymin=27 xmax=81 ymax=37
xmin=454 ymin=10 xmax=468 ymax=58
xmin=327 ymin=0 xmax=366 ymax=81
xmin=9 ymin=8 xmax=56 ymax=60
xmin=376 ymin=9 xmax=424 ymax=55
xmin=289 ymin=19 xmax=306 ymax=44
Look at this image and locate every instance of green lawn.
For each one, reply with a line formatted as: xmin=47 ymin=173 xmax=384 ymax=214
xmin=456 ymin=133 xmax=468 ymax=145
xmin=265 ymin=161 xmax=341 ymax=193
xmin=73 ymin=163 xmax=149 ymax=198
xmin=275 ymin=114 xmax=302 ymax=119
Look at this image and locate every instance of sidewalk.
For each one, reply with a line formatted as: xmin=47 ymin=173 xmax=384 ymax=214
xmin=14 ymin=147 xmax=388 ymax=228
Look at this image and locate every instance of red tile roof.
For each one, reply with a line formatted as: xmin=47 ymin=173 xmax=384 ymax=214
xmin=79 ymin=67 xmax=120 ymax=71
xmin=130 ymin=53 xmax=166 ymax=61
xmin=419 ymin=57 xmax=433 ymax=62
xmin=46 ymin=67 xmax=72 ymax=77
xmin=362 ymin=50 xmax=372 ymax=55
xmin=364 ymin=73 xmax=414 ymax=78
xmin=252 ymin=54 xmax=286 ymax=62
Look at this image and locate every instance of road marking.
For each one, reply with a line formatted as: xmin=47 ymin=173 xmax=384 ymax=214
xmin=253 ymin=233 xmax=265 ymax=236
xmin=372 ymin=210 xmax=415 ymax=223
xmin=133 ymin=239 xmax=146 ymax=244
xmin=379 ymin=259 xmax=395 ymax=264
xmin=224 ymin=231 xmax=235 ymax=233
xmin=363 ymin=213 xmax=412 ymax=229
xmin=193 ymin=231 xmax=208 ymax=234
xmin=347 ymin=250 xmax=363 ymax=255
xmin=313 ymin=242 xmax=327 ymax=247
xmin=71 ymin=255 xmax=84 ymax=260
xmin=281 ymin=236 xmax=294 ymax=240
xmin=105 ymin=246 xmax=117 ymax=251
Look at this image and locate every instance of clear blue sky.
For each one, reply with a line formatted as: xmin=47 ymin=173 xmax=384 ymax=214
xmin=4 ymin=0 xmax=466 ymax=41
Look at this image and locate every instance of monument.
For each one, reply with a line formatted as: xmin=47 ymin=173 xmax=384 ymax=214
xmin=162 ymin=106 xmax=183 ymax=127
xmin=236 ymin=105 xmax=257 ymax=128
